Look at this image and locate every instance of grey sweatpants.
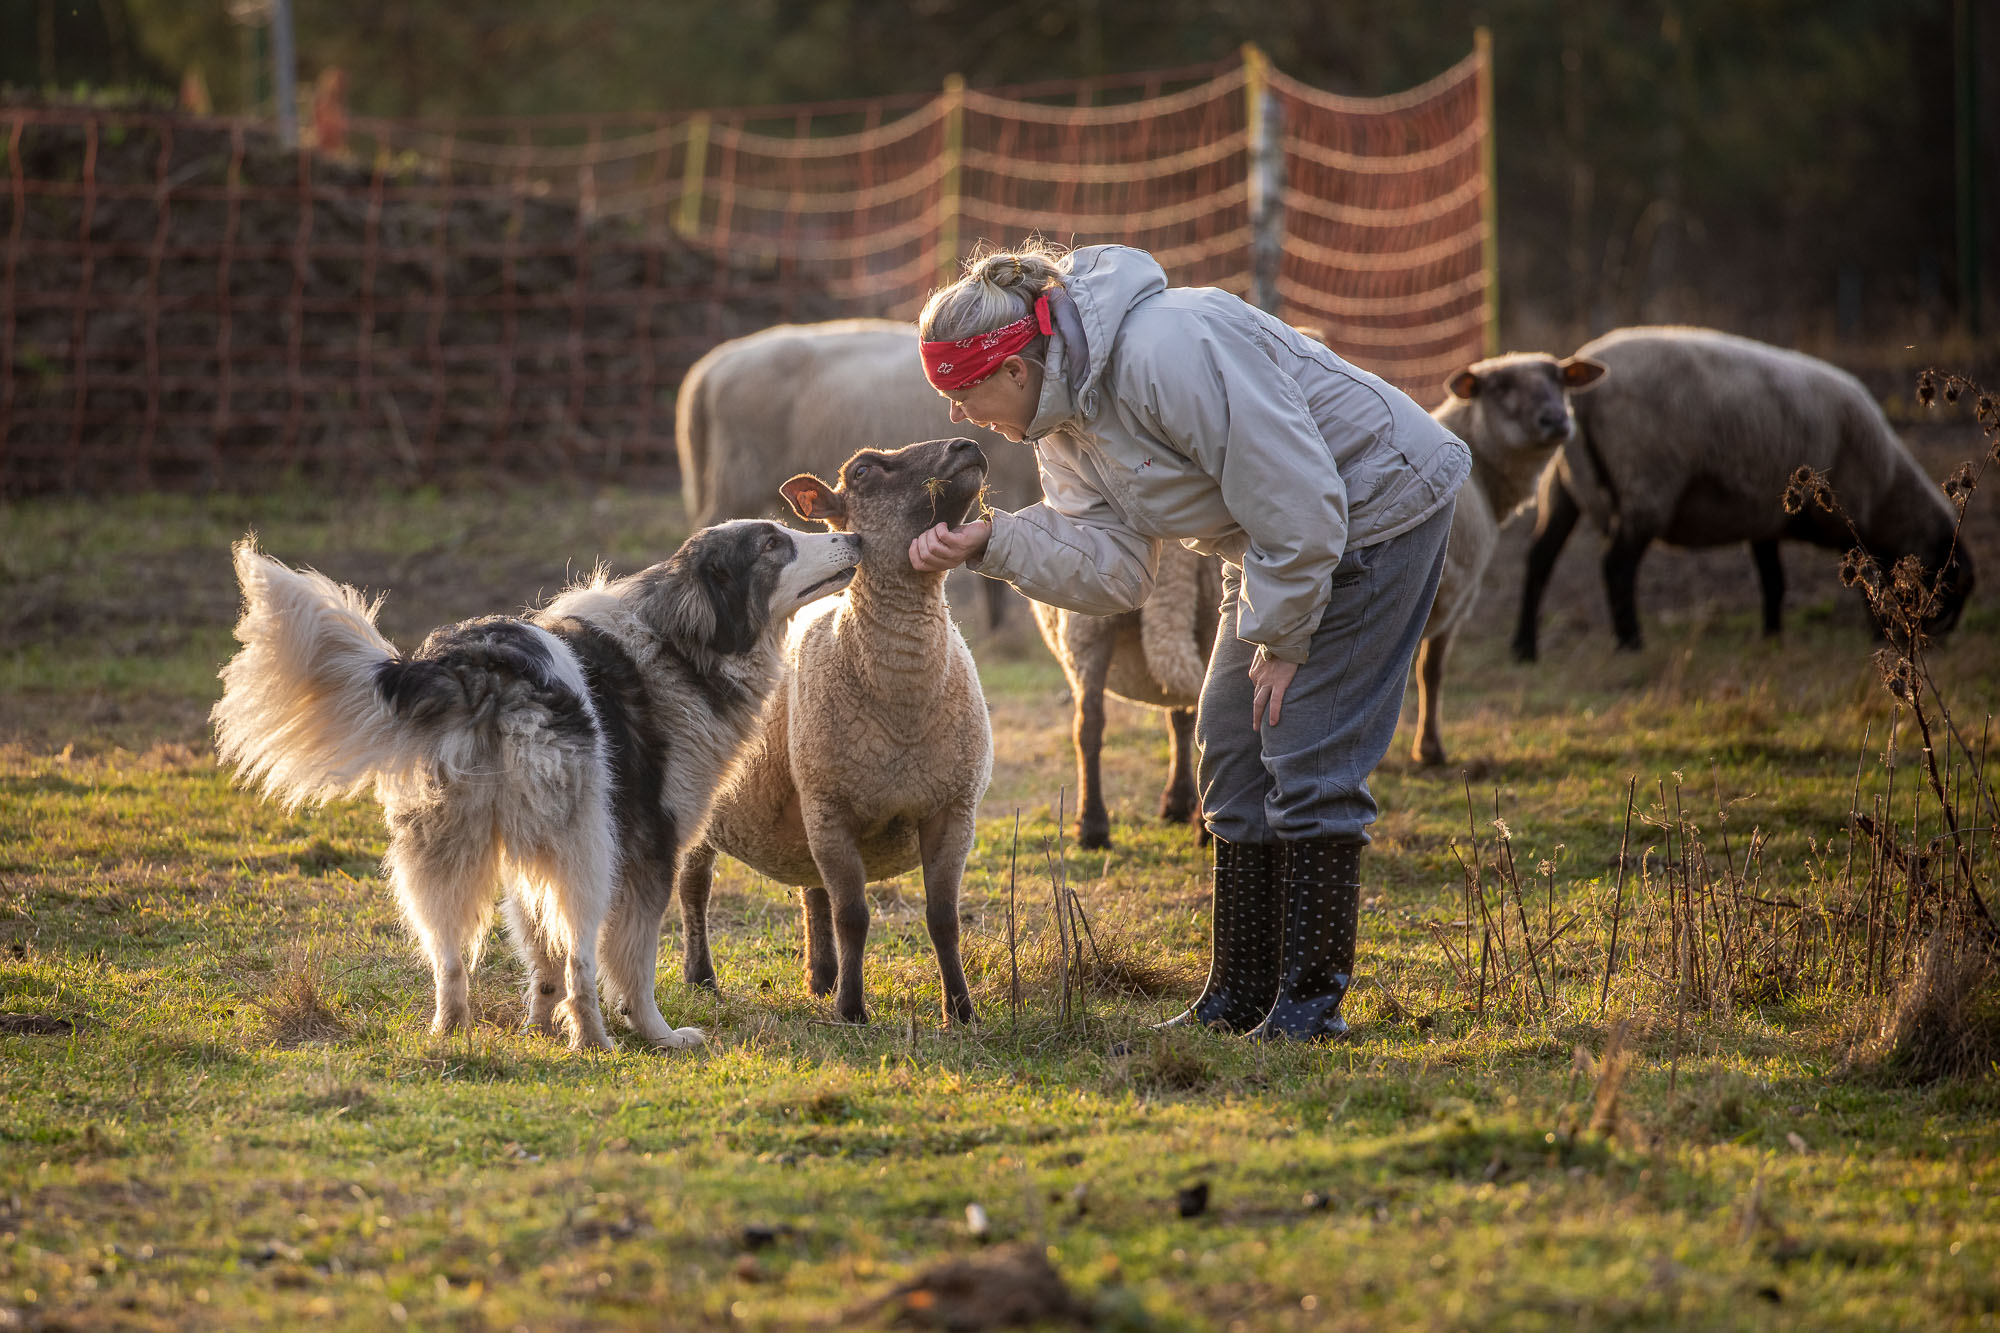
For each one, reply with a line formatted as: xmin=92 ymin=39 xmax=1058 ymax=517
xmin=1196 ymin=501 xmax=1453 ymax=844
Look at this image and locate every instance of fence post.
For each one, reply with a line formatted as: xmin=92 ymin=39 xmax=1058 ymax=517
xmin=677 ymin=112 xmax=710 ymax=238
xmin=1477 ymin=25 xmax=1500 ymax=356
xmin=270 ymin=0 xmax=298 ymax=149
xmin=1243 ymin=43 xmax=1283 ymax=314
xmin=938 ymin=73 xmax=966 ymax=289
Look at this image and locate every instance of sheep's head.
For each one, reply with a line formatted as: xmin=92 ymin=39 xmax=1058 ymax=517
xmin=1445 ymin=352 xmax=1605 ymax=455
xmin=779 ymin=436 xmax=989 ymax=575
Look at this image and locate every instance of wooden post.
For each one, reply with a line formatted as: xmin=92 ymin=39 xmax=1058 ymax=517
xmin=1244 ymin=43 xmax=1284 ymax=314
xmin=937 ymin=74 xmax=966 ymax=289
xmin=676 ymin=112 xmax=710 ymax=238
xmin=1477 ymin=26 xmax=1500 ymax=356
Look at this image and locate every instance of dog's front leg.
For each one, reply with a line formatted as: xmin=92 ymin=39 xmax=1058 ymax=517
xmin=602 ymin=864 xmax=704 ymax=1051
xmin=804 ymin=805 xmax=871 ymax=1023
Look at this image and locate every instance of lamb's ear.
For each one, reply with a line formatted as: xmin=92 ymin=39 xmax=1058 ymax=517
xmin=781 ymin=474 xmax=846 ymax=524
xmin=1447 ymin=367 xmax=1482 ymax=400
xmin=1559 ymin=356 xmax=1607 ymax=390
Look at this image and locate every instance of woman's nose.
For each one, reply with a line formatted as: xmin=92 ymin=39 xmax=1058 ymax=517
xmin=948 ymin=401 xmax=967 ymax=423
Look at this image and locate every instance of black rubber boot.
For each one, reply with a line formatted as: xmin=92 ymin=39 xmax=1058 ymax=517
xmin=1249 ymin=837 xmax=1362 ymax=1041
xmin=1155 ymin=838 xmax=1283 ymax=1032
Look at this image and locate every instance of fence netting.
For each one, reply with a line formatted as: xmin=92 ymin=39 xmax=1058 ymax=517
xmin=0 ymin=47 xmax=1489 ymax=495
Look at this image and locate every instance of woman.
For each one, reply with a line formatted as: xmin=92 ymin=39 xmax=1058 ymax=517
xmin=909 ymin=243 xmax=1468 ymax=1039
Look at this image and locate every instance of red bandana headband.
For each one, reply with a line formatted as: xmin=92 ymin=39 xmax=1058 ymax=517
xmin=921 ymin=293 xmax=1053 ymax=392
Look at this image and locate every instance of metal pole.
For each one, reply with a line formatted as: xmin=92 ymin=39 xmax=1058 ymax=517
xmin=1477 ymin=26 xmax=1500 ymax=356
xmin=1957 ymin=0 xmax=1981 ymax=337
xmin=937 ymin=74 xmax=965 ymax=289
xmin=1244 ymin=43 xmax=1284 ymax=314
xmin=270 ymin=0 xmax=298 ymax=148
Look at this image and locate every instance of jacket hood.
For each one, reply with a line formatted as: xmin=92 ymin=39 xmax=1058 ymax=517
xmin=1026 ymin=245 xmax=1168 ymax=440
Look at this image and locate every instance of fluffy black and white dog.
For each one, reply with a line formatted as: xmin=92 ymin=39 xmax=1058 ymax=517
xmin=212 ymin=520 xmax=861 ymax=1051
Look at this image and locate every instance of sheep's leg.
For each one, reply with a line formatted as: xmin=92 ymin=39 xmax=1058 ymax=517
xmin=1602 ymin=531 xmax=1649 ymax=651
xmin=1752 ymin=539 xmax=1785 ymax=636
xmin=1413 ymin=630 xmax=1451 ymax=767
xmin=1070 ymin=644 xmax=1114 ymax=850
xmin=1514 ymin=474 xmax=1581 ymax=662
xmin=801 ymin=887 xmax=837 ymax=997
xmin=676 ymin=841 xmax=720 ymax=990
xmin=981 ymin=578 xmax=1012 ymax=632
xmin=917 ymin=803 xmax=978 ymax=1028
xmin=804 ymin=814 xmax=871 ymax=1023
xmin=1160 ymin=706 xmax=1200 ymax=827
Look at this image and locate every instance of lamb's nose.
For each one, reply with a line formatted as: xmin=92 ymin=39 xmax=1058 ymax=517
xmin=948 ymin=437 xmax=981 ymax=456
xmin=1539 ymin=412 xmax=1570 ymax=434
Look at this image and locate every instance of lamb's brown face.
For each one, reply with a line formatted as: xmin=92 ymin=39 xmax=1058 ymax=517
xmin=780 ymin=438 xmax=989 ymax=569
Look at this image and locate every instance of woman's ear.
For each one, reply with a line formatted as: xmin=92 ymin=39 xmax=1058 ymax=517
xmin=780 ymin=473 xmax=847 ymax=524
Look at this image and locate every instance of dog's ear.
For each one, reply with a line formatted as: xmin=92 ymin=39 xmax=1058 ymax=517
xmin=781 ymin=473 xmax=846 ymax=525
xmin=699 ymin=550 xmax=764 ymax=657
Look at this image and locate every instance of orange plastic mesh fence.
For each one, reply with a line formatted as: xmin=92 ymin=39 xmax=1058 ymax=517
xmin=0 ymin=49 xmax=1487 ymax=494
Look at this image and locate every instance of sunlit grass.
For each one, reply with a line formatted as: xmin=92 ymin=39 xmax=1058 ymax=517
xmin=2 ymin=481 xmax=1996 ymax=1329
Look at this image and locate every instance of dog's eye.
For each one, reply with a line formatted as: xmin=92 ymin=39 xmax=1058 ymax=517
xmin=762 ymin=534 xmax=783 ymax=553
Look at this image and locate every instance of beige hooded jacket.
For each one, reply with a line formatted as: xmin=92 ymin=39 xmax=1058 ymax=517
xmin=972 ymin=246 xmax=1471 ymax=663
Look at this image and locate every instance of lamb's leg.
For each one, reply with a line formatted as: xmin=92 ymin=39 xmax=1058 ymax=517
xmin=677 ymin=841 xmax=720 ymax=990
xmin=918 ymin=803 xmax=978 ymax=1027
xmin=502 ymin=890 xmax=562 ymax=1037
xmin=1515 ymin=474 xmax=1582 ymax=662
xmin=801 ymin=806 xmax=871 ymax=1021
xmin=1160 ymin=706 xmax=1200 ymax=827
xmin=1752 ymin=539 xmax=1785 ymax=637
xmin=1413 ymin=630 xmax=1451 ymax=767
xmin=801 ymin=888 xmax=837 ymax=997
xmin=1603 ymin=530 xmax=1649 ymax=651
xmin=384 ymin=809 xmax=499 ymax=1038
xmin=1070 ymin=645 xmax=1113 ymax=850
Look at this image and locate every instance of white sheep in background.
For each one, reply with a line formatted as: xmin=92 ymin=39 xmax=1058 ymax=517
xmin=677 ymin=437 xmax=992 ymax=1026
xmin=1422 ymin=349 xmax=1606 ymax=764
xmin=1032 ymin=542 xmax=1222 ymax=850
xmin=674 ymin=319 xmax=1041 ymax=628
xmin=1513 ymin=326 xmax=1975 ymax=659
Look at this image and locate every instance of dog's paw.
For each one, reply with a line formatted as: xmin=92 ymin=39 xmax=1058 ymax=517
xmin=644 ymin=1025 xmax=706 ymax=1052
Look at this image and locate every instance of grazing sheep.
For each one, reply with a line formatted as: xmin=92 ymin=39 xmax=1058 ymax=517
xmin=675 ymin=319 xmax=1041 ymax=627
xmin=1419 ymin=350 xmax=1606 ymax=764
xmin=1032 ymin=542 xmax=1223 ymax=850
xmin=678 ymin=437 xmax=993 ymax=1026
xmin=1513 ymin=326 xmax=1975 ymax=659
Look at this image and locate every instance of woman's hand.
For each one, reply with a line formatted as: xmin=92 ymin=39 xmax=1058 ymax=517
xmin=909 ymin=519 xmax=991 ymax=572
xmin=1249 ymin=652 xmax=1298 ymax=730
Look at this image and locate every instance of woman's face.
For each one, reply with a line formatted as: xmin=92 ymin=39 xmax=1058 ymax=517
xmin=942 ymin=355 xmax=1042 ymax=442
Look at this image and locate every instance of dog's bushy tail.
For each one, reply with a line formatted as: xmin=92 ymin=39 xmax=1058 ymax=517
xmin=213 ymin=537 xmax=441 ymax=810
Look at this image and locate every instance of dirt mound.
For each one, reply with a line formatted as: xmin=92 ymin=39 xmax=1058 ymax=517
xmin=0 ymin=95 xmax=844 ymax=495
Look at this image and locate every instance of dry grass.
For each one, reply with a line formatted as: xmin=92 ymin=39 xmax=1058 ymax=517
xmin=242 ymin=947 xmax=349 ymax=1047
xmin=1872 ymin=930 xmax=2000 ymax=1083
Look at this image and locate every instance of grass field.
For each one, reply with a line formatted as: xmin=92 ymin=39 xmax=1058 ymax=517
xmin=3 ymin=428 xmax=1998 ymax=1330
